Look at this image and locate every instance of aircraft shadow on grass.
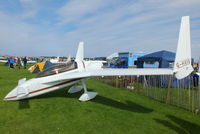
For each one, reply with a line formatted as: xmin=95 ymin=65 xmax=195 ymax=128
xmin=32 ymin=88 xmax=153 ymax=113
xmin=92 ymin=96 xmax=153 ymax=113
xmin=154 ymin=115 xmax=200 ymax=134
xmin=18 ymin=99 xmax=30 ymax=109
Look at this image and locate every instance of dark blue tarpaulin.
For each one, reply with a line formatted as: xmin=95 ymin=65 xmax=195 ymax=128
xmin=137 ymin=50 xmax=175 ymax=68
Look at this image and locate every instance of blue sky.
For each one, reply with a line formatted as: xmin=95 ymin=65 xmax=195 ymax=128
xmin=0 ymin=0 xmax=200 ymax=60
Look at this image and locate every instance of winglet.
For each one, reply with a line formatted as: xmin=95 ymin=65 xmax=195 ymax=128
xmin=173 ymin=16 xmax=193 ymax=79
xmin=75 ymin=41 xmax=84 ymax=62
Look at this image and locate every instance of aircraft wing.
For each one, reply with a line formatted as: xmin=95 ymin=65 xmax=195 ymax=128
xmin=47 ymin=72 xmax=91 ymax=84
xmin=88 ymin=68 xmax=174 ymax=77
xmin=47 ymin=68 xmax=174 ymax=84
xmin=59 ymin=68 xmax=174 ymax=81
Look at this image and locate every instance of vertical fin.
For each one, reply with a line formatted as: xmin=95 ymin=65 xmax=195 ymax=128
xmin=174 ymin=16 xmax=193 ymax=79
xmin=75 ymin=41 xmax=84 ymax=62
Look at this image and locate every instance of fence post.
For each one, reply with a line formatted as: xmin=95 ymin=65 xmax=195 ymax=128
xmin=188 ymin=79 xmax=191 ymax=111
xmin=143 ymin=76 xmax=148 ymax=96
xmin=115 ymin=76 xmax=118 ymax=88
xmin=198 ymin=77 xmax=200 ymax=113
xmin=166 ymin=75 xmax=172 ymax=104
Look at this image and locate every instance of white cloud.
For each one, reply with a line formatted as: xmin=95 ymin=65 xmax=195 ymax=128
xmin=55 ymin=0 xmax=200 ymax=59
xmin=18 ymin=0 xmax=38 ymax=19
xmin=0 ymin=0 xmax=199 ymax=60
xmin=20 ymin=0 xmax=35 ymax=7
xmin=57 ymin=0 xmax=107 ymax=25
xmin=0 ymin=11 xmax=65 ymax=56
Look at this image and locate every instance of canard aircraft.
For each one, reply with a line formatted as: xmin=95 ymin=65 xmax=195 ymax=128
xmin=4 ymin=16 xmax=193 ymax=101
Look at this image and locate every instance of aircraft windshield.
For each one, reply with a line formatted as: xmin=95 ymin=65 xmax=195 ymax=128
xmin=36 ymin=61 xmax=77 ymax=78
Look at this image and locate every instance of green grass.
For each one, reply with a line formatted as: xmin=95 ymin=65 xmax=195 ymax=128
xmin=97 ymin=77 xmax=200 ymax=112
xmin=0 ymin=63 xmax=200 ymax=134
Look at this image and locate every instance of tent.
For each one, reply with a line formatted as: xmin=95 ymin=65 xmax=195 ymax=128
xmin=137 ymin=50 xmax=193 ymax=88
xmin=29 ymin=61 xmax=53 ymax=73
xmin=137 ymin=50 xmax=175 ymax=68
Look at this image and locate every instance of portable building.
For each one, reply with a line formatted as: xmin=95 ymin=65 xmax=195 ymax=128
xmin=108 ymin=52 xmax=144 ymax=68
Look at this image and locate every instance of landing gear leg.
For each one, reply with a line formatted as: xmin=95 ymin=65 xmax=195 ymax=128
xmin=68 ymin=85 xmax=83 ymax=94
xmin=79 ymin=79 xmax=98 ymax=101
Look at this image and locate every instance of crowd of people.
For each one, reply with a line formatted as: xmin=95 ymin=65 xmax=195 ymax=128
xmin=7 ymin=57 xmax=27 ymax=69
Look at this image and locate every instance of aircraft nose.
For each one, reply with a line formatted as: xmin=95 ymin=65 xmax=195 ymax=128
xmin=4 ymin=78 xmax=28 ymax=101
xmin=4 ymin=94 xmax=17 ymax=101
xmin=4 ymin=87 xmax=18 ymax=101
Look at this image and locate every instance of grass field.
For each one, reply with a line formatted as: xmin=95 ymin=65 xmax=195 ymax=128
xmin=1 ymin=63 xmax=200 ymax=134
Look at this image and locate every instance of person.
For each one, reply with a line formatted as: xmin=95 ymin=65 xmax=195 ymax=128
xmin=14 ymin=57 xmax=17 ymax=68
xmin=9 ymin=57 xmax=15 ymax=69
xmin=17 ymin=57 xmax=22 ymax=69
xmin=7 ymin=57 xmax=10 ymax=67
xmin=192 ymin=67 xmax=199 ymax=87
xmin=23 ymin=57 xmax=27 ymax=69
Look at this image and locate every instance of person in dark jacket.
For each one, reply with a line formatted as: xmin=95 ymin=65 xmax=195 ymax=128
xmin=17 ymin=57 xmax=22 ymax=69
xmin=23 ymin=57 xmax=27 ymax=69
xmin=9 ymin=57 xmax=15 ymax=69
xmin=7 ymin=57 xmax=10 ymax=67
xmin=192 ymin=67 xmax=199 ymax=87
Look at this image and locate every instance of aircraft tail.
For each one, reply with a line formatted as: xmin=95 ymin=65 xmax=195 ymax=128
xmin=173 ymin=16 xmax=193 ymax=79
xmin=75 ymin=41 xmax=84 ymax=62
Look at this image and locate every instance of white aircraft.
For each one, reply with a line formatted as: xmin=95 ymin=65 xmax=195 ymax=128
xmin=27 ymin=60 xmax=37 ymax=63
xmin=50 ymin=56 xmax=60 ymax=63
xmin=50 ymin=55 xmax=71 ymax=64
xmin=4 ymin=16 xmax=193 ymax=101
xmin=0 ymin=60 xmax=7 ymax=63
